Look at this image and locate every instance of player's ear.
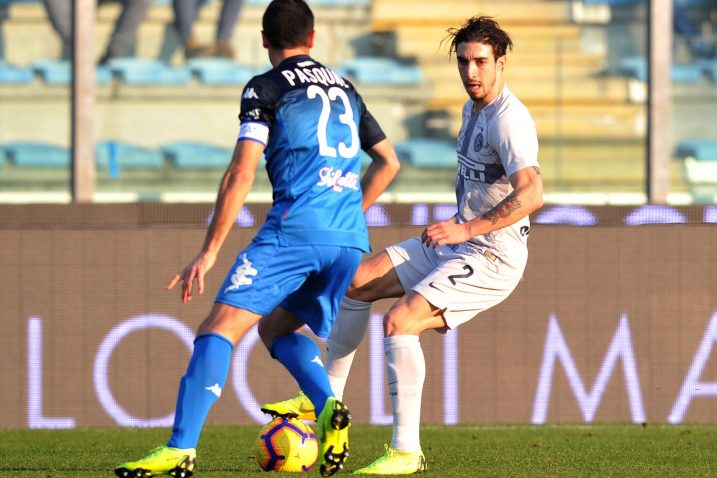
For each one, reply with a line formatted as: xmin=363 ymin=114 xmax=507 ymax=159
xmin=496 ymin=55 xmax=506 ymax=72
xmin=307 ymin=30 xmax=315 ymax=49
xmin=261 ymin=31 xmax=269 ymax=49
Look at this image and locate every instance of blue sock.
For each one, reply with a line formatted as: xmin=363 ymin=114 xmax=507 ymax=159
xmin=168 ymin=333 xmax=233 ymax=449
xmin=271 ymin=333 xmax=333 ymax=414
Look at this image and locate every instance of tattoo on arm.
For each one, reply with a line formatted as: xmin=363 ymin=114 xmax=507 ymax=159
xmin=532 ymin=166 xmax=541 ymax=176
xmin=481 ymin=193 xmax=522 ymax=225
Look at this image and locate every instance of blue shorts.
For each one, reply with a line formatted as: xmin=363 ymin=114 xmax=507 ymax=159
xmin=215 ymin=232 xmax=362 ymax=338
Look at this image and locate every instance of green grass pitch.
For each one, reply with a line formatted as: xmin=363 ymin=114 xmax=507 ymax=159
xmin=1 ymin=423 xmax=715 ymax=477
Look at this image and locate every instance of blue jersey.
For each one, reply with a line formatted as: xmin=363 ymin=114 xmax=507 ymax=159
xmin=237 ymin=55 xmax=386 ymax=252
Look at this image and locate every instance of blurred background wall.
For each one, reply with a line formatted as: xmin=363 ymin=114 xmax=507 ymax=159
xmin=0 ymin=0 xmax=715 ymax=204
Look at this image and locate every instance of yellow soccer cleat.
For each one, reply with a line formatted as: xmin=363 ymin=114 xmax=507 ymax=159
xmin=261 ymin=390 xmax=317 ymax=421
xmin=114 ymin=445 xmax=196 ymax=478
xmin=353 ymin=444 xmax=427 ymax=475
xmin=317 ymin=397 xmax=351 ymax=477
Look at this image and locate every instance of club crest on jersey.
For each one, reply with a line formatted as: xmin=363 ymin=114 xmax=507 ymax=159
xmin=474 ymin=131 xmax=484 ymax=152
xmin=317 ymin=166 xmax=359 ymax=192
xmin=459 ymin=163 xmax=486 ymax=182
xmin=225 ymin=254 xmax=258 ymax=292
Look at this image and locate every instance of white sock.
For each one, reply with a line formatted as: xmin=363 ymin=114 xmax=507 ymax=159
xmin=325 ymin=297 xmax=371 ymax=401
xmin=384 ymin=335 xmax=424 ymax=453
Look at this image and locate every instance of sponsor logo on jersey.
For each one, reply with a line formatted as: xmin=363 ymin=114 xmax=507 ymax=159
xmin=458 ymin=161 xmax=486 ymax=182
xmin=243 ymin=87 xmax=259 ymax=100
xmin=458 ymin=154 xmax=506 ymax=184
xmin=224 ymin=254 xmax=258 ymax=292
xmin=316 ymin=166 xmax=360 ymax=192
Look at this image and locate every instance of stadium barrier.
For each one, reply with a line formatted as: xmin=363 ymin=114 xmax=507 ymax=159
xmin=1 ymin=203 xmax=717 ymax=429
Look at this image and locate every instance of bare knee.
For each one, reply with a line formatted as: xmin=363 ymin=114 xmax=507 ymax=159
xmin=383 ymin=310 xmax=411 ymax=336
xmin=382 ymin=293 xmax=447 ymax=336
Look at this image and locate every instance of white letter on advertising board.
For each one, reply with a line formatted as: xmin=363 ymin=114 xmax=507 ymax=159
xmin=94 ymin=315 xmax=194 ymax=427
xmin=28 ymin=318 xmax=76 ymax=429
xmin=532 ymin=314 xmax=645 ymax=424
xmin=669 ymin=311 xmax=717 ymax=424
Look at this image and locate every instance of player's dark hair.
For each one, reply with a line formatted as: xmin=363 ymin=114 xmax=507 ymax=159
xmin=262 ymin=0 xmax=314 ymax=49
xmin=445 ymin=16 xmax=513 ymax=59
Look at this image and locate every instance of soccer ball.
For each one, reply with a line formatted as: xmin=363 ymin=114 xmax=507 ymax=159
xmin=256 ymin=417 xmax=318 ymax=472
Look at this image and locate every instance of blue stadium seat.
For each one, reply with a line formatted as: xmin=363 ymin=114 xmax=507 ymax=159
xmin=0 ymin=61 xmax=34 ymax=84
xmin=107 ymin=59 xmax=191 ymax=85
xmin=581 ymin=0 xmax=643 ymax=5
xmin=677 ymin=139 xmax=717 ymax=184
xmin=4 ymin=141 xmax=69 ymax=167
xmin=187 ymin=58 xmax=257 ymax=84
xmin=676 ymin=139 xmax=717 ymax=161
xmin=162 ymin=141 xmax=233 ymax=169
xmin=95 ymin=141 xmax=165 ymax=172
xmin=244 ymin=0 xmax=369 ymax=5
xmin=395 ymin=138 xmax=456 ymax=169
xmin=153 ymin=0 xmax=213 ymax=4
xmin=309 ymin=0 xmax=370 ymax=5
xmin=337 ymin=57 xmax=422 ymax=85
xmin=671 ymin=63 xmax=704 ymax=83
xmin=700 ymin=60 xmax=717 ymax=82
xmin=31 ymin=59 xmax=112 ymax=85
xmin=678 ymin=0 xmax=715 ymax=6
xmin=617 ymin=56 xmax=703 ymax=83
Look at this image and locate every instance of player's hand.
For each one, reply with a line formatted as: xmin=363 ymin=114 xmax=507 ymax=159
xmin=421 ymin=220 xmax=471 ymax=248
xmin=166 ymin=251 xmax=218 ymax=304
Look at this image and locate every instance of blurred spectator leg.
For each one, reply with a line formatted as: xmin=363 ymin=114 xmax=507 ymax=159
xmin=100 ymin=0 xmax=153 ymax=63
xmin=42 ymin=0 xmax=72 ymax=59
xmin=673 ymin=0 xmax=715 ymax=59
xmin=173 ymin=0 xmax=203 ymax=58
xmin=211 ymin=0 xmax=243 ymax=58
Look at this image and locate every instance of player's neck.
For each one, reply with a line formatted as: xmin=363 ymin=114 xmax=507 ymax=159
xmin=268 ymin=46 xmax=311 ymax=67
xmin=472 ymin=81 xmax=505 ymax=114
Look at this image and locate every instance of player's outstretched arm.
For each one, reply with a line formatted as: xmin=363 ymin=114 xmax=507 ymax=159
xmin=167 ymin=139 xmax=265 ymax=303
xmin=422 ymin=166 xmax=543 ymax=248
xmin=359 ymin=138 xmax=400 ymax=211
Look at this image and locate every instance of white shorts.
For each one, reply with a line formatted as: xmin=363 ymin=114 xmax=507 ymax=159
xmin=385 ymin=237 xmax=526 ymax=329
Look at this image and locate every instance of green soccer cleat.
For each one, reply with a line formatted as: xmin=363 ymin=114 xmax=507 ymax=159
xmin=353 ymin=445 xmax=427 ymax=475
xmin=317 ymin=397 xmax=351 ymax=477
xmin=260 ymin=390 xmax=317 ymax=421
xmin=114 ymin=445 xmax=196 ymax=478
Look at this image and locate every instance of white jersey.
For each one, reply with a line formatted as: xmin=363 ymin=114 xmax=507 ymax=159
xmin=454 ymin=85 xmax=539 ymax=267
